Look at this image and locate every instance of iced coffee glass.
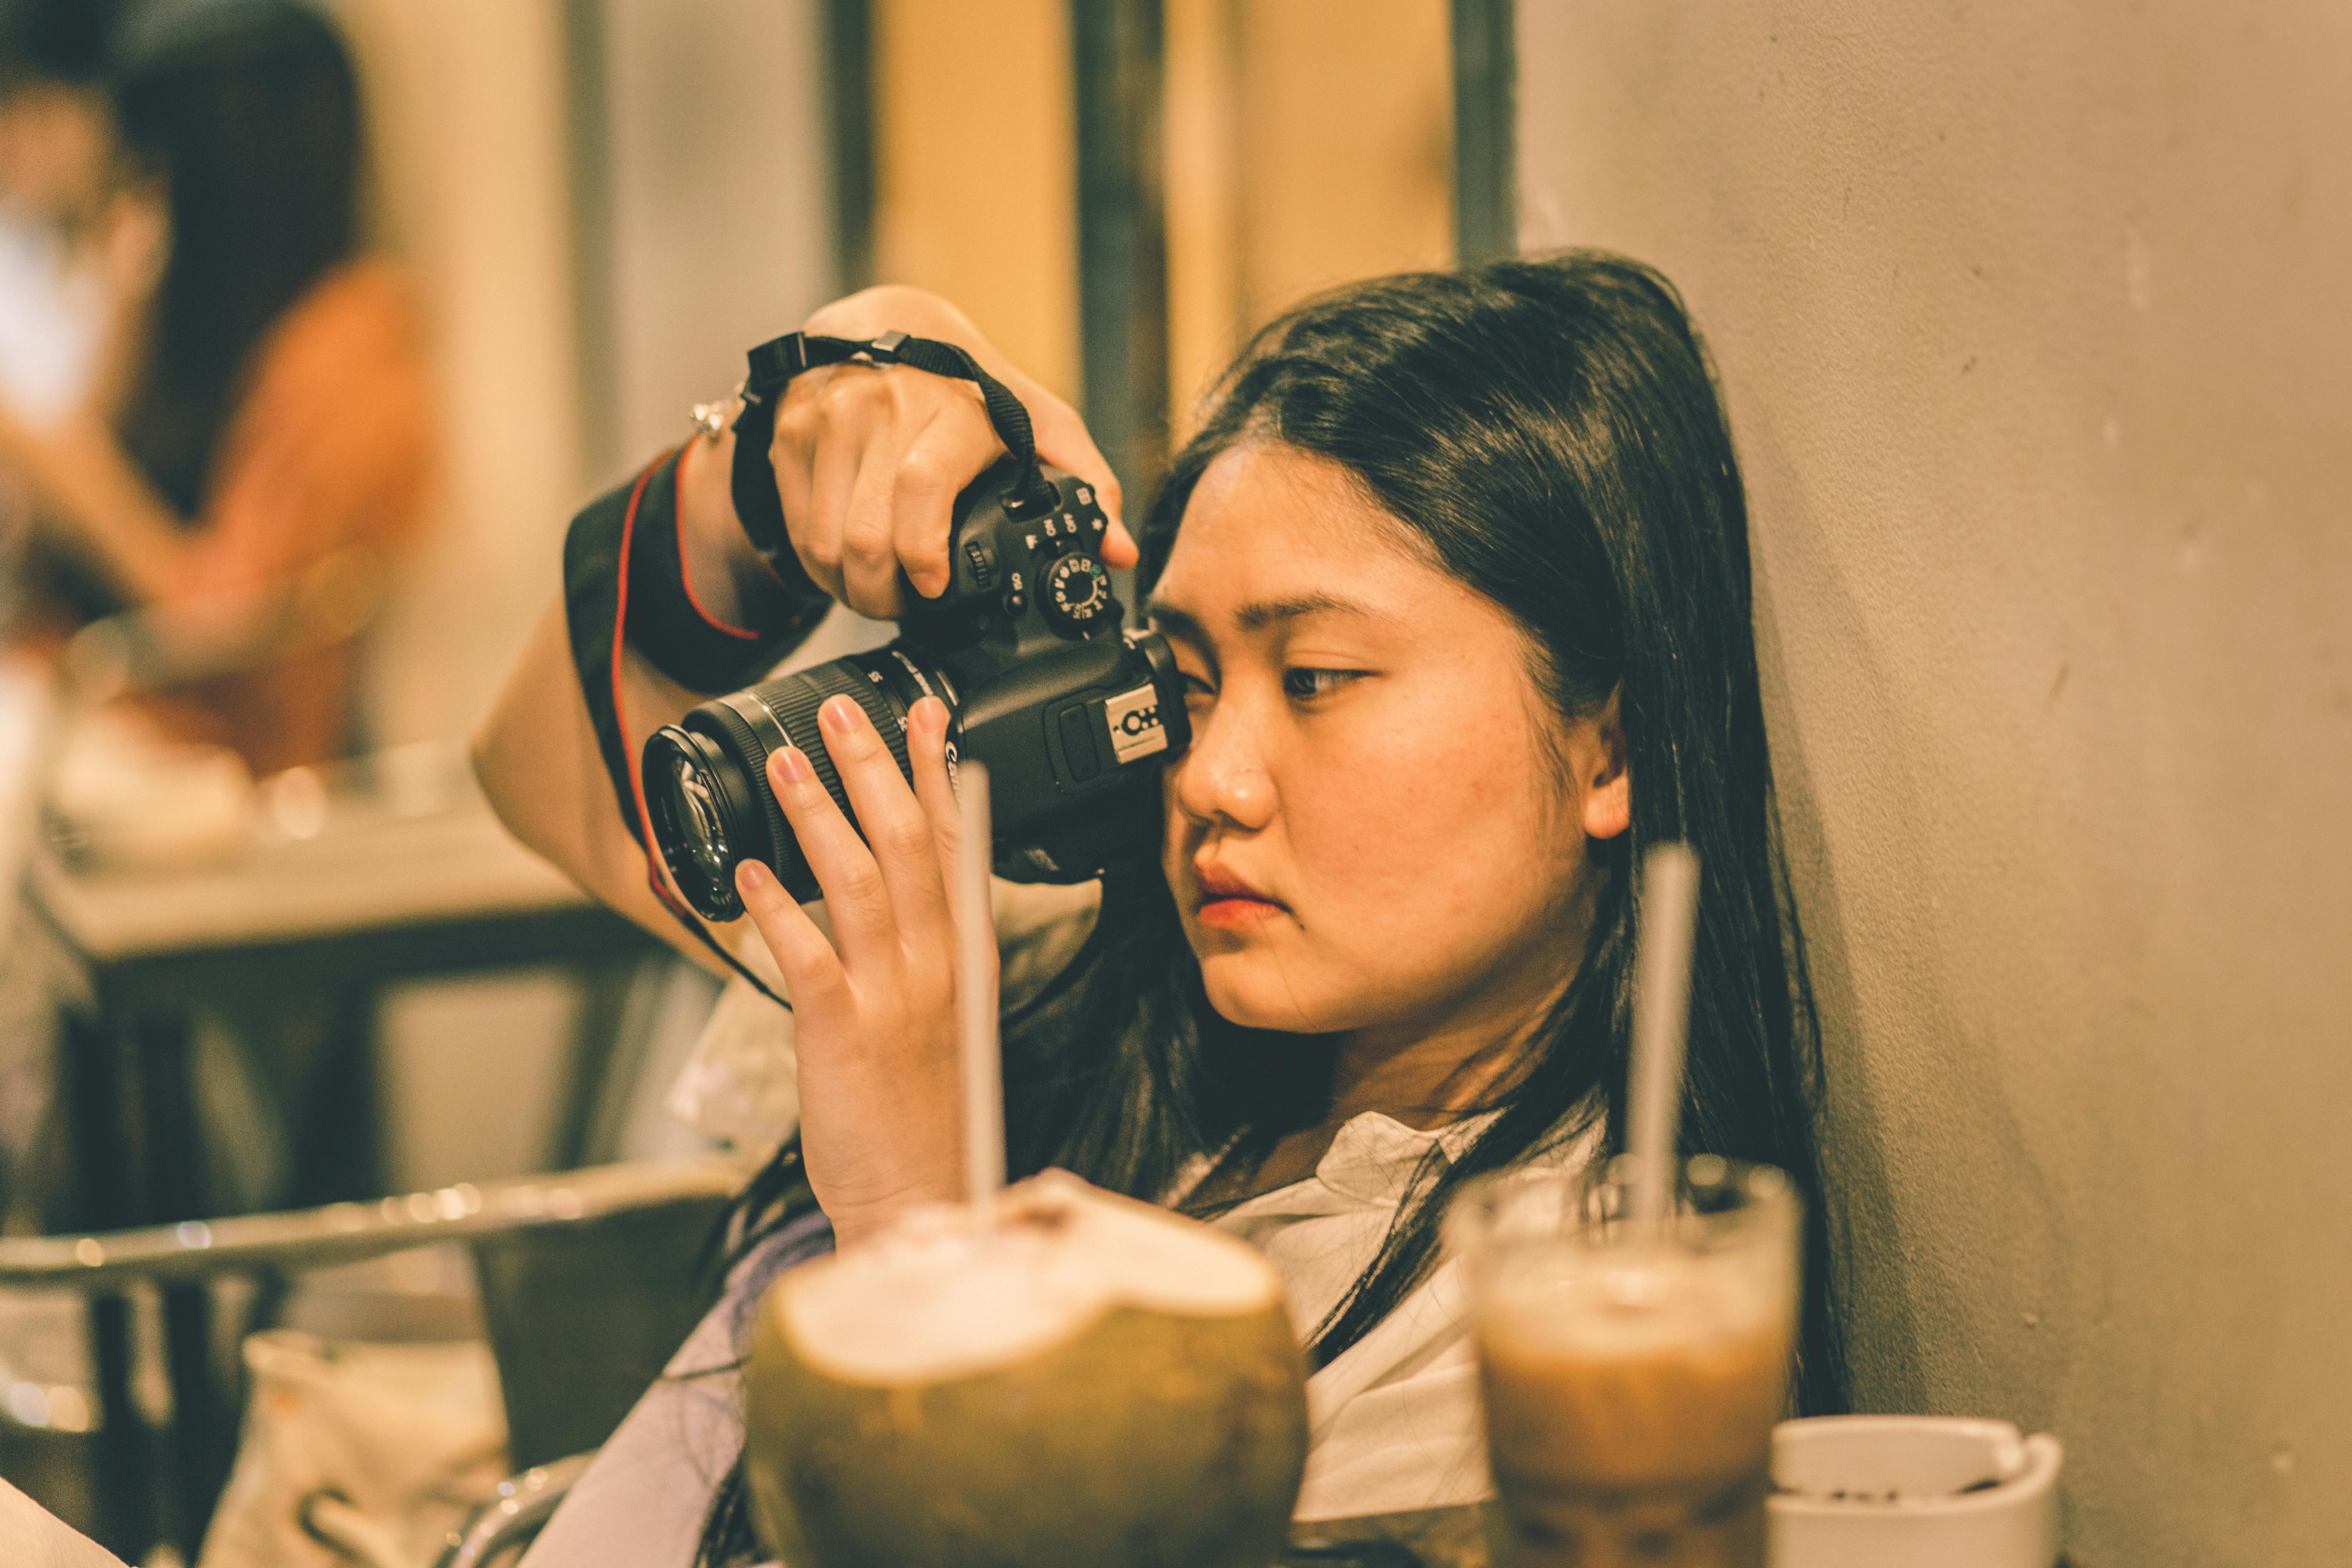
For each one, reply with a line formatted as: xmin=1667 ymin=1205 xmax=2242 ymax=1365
xmin=1448 ymin=1155 xmax=1801 ymax=1568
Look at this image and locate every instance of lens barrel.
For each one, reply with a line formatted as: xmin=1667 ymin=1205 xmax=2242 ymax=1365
xmin=644 ymin=651 xmax=926 ymax=918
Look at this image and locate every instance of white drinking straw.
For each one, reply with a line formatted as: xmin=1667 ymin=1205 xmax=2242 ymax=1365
xmin=1627 ymin=842 xmax=1701 ymax=1228
xmin=953 ymin=762 xmax=1006 ymax=1203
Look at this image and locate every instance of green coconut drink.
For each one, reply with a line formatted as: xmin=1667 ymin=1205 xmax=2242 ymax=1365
xmin=743 ymin=1171 xmax=1309 ymax=1568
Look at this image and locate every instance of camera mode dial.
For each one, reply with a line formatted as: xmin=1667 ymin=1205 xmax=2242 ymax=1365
xmin=1040 ymin=552 xmax=1114 ymax=635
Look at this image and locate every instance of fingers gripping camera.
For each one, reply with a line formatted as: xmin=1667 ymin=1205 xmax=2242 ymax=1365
xmin=642 ymin=460 xmax=1190 ymax=919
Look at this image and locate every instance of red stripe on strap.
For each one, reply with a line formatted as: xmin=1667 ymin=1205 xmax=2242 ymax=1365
xmin=673 ymin=440 xmax=762 ymax=641
xmin=613 ymin=447 xmax=713 ymax=926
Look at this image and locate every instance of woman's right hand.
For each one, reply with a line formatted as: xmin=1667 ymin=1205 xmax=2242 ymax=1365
xmin=764 ymin=285 xmax=1137 ymax=620
xmin=732 ymin=691 xmax=976 ymax=1246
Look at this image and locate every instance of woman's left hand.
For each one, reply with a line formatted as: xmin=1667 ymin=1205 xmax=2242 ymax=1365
xmin=730 ymin=691 xmax=988 ymax=1246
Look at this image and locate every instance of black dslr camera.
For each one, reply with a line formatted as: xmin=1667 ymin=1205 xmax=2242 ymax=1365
xmin=641 ymin=331 xmax=1190 ymax=921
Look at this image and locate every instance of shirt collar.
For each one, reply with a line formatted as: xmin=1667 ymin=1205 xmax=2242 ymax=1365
xmin=1275 ymin=1106 xmax=1537 ymax=1207
xmin=1210 ymin=1100 xmax=1602 ymax=1218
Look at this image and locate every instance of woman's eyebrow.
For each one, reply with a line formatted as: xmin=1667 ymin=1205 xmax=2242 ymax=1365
xmin=1145 ymin=601 xmax=1211 ymax=646
xmin=1146 ymin=591 xmax=1383 ymax=640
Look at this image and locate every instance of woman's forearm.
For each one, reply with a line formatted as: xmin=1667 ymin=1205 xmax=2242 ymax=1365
xmin=472 ymin=597 xmax=741 ymax=976
xmin=9 ymin=414 xmax=196 ymax=605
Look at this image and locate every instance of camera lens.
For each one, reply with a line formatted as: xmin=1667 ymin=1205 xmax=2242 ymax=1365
xmin=643 ymin=724 xmax=765 ymax=920
xmin=667 ymin=753 xmax=733 ymax=887
xmin=642 ymin=650 xmax=934 ymax=918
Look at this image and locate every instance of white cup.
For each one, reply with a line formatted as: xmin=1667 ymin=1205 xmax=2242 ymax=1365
xmin=1766 ymin=1415 xmax=2062 ymax=1568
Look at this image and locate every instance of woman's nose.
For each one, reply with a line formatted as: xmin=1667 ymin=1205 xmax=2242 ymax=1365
xmin=1170 ymin=702 xmax=1276 ymax=832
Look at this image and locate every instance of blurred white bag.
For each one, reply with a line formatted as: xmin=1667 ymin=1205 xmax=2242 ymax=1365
xmin=197 ymin=1331 xmax=508 ymax=1568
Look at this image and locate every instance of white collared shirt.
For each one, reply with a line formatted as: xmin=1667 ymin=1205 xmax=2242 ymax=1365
xmin=1205 ymin=1110 xmax=1597 ymax=1520
xmin=664 ymin=882 xmax=1599 ymax=1524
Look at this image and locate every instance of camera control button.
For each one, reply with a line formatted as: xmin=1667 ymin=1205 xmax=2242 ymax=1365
xmin=963 ymin=540 xmax=997 ymax=589
xmin=1041 ymin=553 xmax=1112 ymax=633
xmin=1002 ymin=585 xmax=1029 ymax=618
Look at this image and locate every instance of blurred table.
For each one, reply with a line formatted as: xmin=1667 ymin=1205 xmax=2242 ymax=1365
xmin=33 ymin=788 xmax=638 ymax=999
xmin=30 ymin=787 xmax=661 ymax=1209
xmin=23 ymin=785 xmax=662 ymax=1557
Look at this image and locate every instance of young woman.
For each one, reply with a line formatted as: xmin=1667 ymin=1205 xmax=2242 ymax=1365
xmin=479 ymin=251 xmax=1843 ymax=1567
xmin=0 ymin=0 xmax=431 ymax=773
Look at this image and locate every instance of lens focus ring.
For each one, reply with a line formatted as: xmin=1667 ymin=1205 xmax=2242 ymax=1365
xmin=700 ymin=700 xmax=792 ymax=876
xmin=749 ymin=659 xmax=912 ymax=831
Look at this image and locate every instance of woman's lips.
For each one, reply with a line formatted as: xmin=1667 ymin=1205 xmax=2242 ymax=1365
xmin=1192 ymin=865 xmax=1285 ymax=931
xmin=1197 ymin=895 xmax=1284 ymax=931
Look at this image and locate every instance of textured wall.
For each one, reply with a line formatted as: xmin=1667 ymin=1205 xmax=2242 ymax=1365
xmin=1517 ymin=5 xmax=2352 ymax=1563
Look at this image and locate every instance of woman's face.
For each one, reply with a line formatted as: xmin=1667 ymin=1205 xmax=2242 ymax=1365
xmin=0 ymin=84 xmax=117 ymax=228
xmin=1151 ymin=441 xmax=1629 ymax=1053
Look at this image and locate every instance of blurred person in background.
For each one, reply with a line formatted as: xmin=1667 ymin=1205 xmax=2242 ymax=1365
xmin=0 ymin=0 xmax=432 ymax=1228
xmin=0 ymin=0 xmax=432 ymax=776
xmin=0 ymin=0 xmax=113 ymax=234
xmin=0 ymin=0 xmax=120 ymax=570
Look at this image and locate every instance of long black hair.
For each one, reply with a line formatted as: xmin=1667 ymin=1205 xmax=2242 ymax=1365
xmin=111 ymin=0 xmax=361 ymax=516
xmin=697 ymin=250 xmax=1846 ymax=1563
xmin=0 ymin=0 xmax=116 ymax=89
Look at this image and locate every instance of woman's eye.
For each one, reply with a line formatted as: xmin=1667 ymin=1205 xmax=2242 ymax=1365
xmin=1282 ymin=668 xmax=1363 ymax=702
xmin=1180 ymin=670 xmax=1216 ymax=700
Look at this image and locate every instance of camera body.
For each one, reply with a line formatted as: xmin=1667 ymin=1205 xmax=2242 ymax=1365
xmin=643 ymin=459 xmax=1190 ymax=919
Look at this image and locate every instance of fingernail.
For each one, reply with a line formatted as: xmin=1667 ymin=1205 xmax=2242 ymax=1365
xmin=821 ymin=695 xmax=859 ymax=735
xmin=736 ymin=860 xmax=774 ymax=894
xmin=776 ymin=745 xmax=814 ymax=783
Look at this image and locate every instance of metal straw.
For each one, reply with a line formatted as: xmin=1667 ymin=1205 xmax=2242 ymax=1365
xmin=953 ymin=762 xmax=1006 ymax=1202
xmin=1627 ymin=843 xmax=1701 ymax=1228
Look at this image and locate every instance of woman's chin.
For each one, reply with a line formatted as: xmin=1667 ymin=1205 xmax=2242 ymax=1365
xmin=1195 ymin=952 xmax=1340 ymax=1034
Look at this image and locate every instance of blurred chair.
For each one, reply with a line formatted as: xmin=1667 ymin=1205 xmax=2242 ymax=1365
xmin=0 ymin=1158 xmax=741 ymax=1565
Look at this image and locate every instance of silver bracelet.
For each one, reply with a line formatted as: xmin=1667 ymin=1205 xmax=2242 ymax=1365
xmin=689 ymin=383 xmax=745 ymax=443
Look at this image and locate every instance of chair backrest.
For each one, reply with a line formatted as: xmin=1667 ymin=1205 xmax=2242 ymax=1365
xmin=468 ymin=1190 xmax=731 ymax=1467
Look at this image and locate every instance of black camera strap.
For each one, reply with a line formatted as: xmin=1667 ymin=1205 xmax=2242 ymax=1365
xmin=566 ymin=449 xmax=798 ymax=1008
xmin=730 ymin=330 xmax=1061 ymax=575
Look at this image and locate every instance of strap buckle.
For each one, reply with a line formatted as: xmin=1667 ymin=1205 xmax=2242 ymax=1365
xmin=863 ymin=330 xmax=910 ymax=364
xmin=744 ymin=331 xmax=813 ymax=394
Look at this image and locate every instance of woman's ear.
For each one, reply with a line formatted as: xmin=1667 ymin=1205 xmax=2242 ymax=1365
xmin=1579 ymin=688 xmax=1630 ymax=842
